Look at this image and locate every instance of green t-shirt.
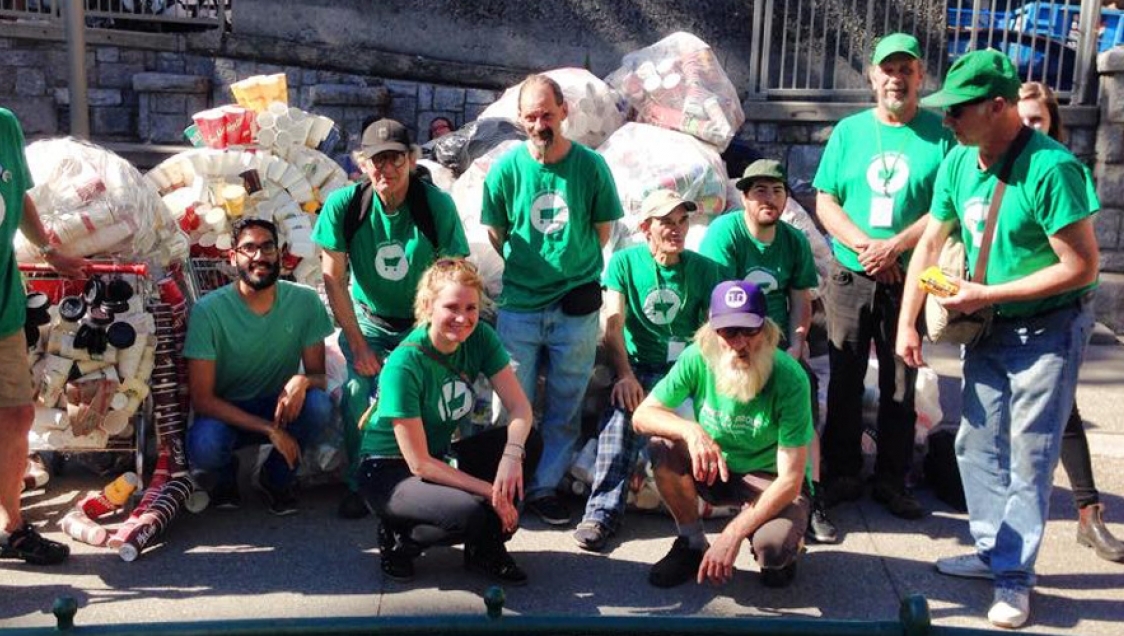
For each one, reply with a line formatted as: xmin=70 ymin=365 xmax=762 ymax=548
xmin=0 ymin=109 xmax=33 ymax=338
xmin=361 ymin=322 xmax=509 ymax=459
xmin=930 ymin=130 xmax=1097 ymax=318
xmin=604 ymin=246 xmax=723 ymax=368
xmin=184 ymin=281 xmax=334 ymax=401
xmin=480 ymin=142 xmax=624 ymax=310
xmin=813 ymin=109 xmax=955 ymax=272
xmin=651 ymin=345 xmax=813 ymax=477
xmin=312 ymin=180 xmax=469 ymax=320
xmin=699 ymin=212 xmax=818 ymax=333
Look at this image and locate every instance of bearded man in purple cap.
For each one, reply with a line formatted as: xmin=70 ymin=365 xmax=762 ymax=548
xmin=634 ymin=281 xmax=813 ymax=590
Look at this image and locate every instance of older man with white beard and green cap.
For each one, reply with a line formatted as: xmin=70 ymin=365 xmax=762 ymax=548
xmin=813 ymin=33 xmax=954 ymax=519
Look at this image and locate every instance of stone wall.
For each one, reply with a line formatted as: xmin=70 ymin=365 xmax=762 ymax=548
xmin=1093 ymin=49 xmax=1124 ymax=331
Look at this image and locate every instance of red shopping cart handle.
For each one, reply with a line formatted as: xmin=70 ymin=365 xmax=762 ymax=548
xmin=19 ymin=263 xmax=148 ymax=276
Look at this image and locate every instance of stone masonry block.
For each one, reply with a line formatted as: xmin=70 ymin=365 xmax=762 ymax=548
xmin=308 ymin=84 xmax=389 ymax=108
xmin=1103 ymin=75 xmax=1124 ymax=123
xmin=433 ymin=86 xmax=466 ymax=111
xmin=15 ymin=68 xmax=46 ymax=96
xmin=735 ymin=122 xmax=757 ymax=141
xmin=418 ymin=84 xmax=434 ymax=110
xmin=153 ymin=94 xmax=187 ymax=115
xmin=388 ymin=97 xmax=418 ymax=134
xmin=118 ymin=49 xmax=146 ymax=65
xmin=787 ymin=145 xmax=825 ymax=188
xmin=5 ymin=97 xmax=57 ymax=135
xmin=757 ymin=123 xmax=778 ymax=143
xmin=1097 ymin=164 xmax=1124 ymax=207
xmin=98 ymin=63 xmax=146 ymax=89
xmin=811 ymin=123 xmax=835 ymax=144
xmin=186 ymin=95 xmax=210 ymax=117
xmin=0 ymin=38 xmax=12 ymax=49
xmin=1098 ymin=125 xmax=1124 ymax=164
xmin=464 ymin=103 xmax=489 ymax=123
xmin=466 ymin=88 xmax=498 ymax=105
xmin=150 ymin=114 xmax=189 ymax=144
xmin=96 ymin=47 xmax=120 ymax=63
xmin=90 ymin=107 xmax=133 ymax=136
xmin=384 ymin=80 xmax=418 ymax=98
xmin=156 ymin=52 xmax=186 ymax=74
xmin=1095 ymin=208 xmax=1123 ymax=250
xmin=53 ymin=88 xmax=123 ymax=107
xmin=778 ymin=124 xmax=809 ymax=144
xmin=133 ymin=73 xmax=211 ymax=94
xmin=1098 ymin=47 xmax=1124 ymax=74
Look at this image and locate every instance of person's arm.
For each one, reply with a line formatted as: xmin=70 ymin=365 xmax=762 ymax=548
xmin=20 ymin=194 xmax=86 ymax=277
xmin=786 ymin=287 xmax=812 ymax=360
xmin=320 ymin=248 xmax=380 ymax=376
xmin=595 ymin=221 xmax=612 ymax=249
xmin=489 ymin=365 xmax=534 ymax=508
xmin=603 ymin=290 xmax=643 ymax=411
xmin=896 ymin=216 xmax=957 ymax=368
xmin=188 ymin=357 xmax=300 ymax=467
xmin=941 ymin=218 xmax=1099 ymax=315
xmin=815 ymin=191 xmax=870 ymax=254
xmin=697 ymin=445 xmax=807 ymax=585
xmin=486 ymin=225 xmax=507 ymax=256
xmin=634 ymin=394 xmax=727 ymax=486
xmin=274 ymin=341 xmax=328 ymax=428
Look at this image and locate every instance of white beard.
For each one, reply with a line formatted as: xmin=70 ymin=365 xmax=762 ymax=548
xmin=698 ymin=327 xmax=775 ymax=404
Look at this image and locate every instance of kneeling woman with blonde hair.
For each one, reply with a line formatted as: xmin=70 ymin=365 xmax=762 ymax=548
xmin=357 ymin=258 xmax=541 ymax=584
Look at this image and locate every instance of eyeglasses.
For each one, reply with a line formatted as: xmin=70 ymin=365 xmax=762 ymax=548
xmin=716 ymin=325 xmax=763 ymax=340
xmin=367 ymin=151 xmax=407 ymax=170
xmin=234 ymin=241 xmax=278 ymax=258
xmin=944 ymin=97 xmax=988 ymax=120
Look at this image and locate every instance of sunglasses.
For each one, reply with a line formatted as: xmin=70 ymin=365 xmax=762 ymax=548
xmin=944 ymin=97 xmax=989 ymax=120
xmin=716 ymin=325 xmax=763 ymax=340
xmin=366 ymin=151 xmax=408 ymax=170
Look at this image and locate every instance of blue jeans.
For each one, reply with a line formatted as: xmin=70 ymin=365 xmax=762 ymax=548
xmin=497 ymin=304 xmax=598 ymax=500
xmin=581 ymin=366 xmax=666 ymax=531
xmin=187 ymin=389 xmax=331 ymax=490
xmin=957 ymin=299 xmax=1093 ymax=589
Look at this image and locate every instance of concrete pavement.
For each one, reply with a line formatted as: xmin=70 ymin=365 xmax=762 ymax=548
xmin=2 ymin=341 xmax=1122 ymax=633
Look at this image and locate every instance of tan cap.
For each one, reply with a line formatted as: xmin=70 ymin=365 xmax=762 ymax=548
xmin=639 ymin=189 xmax=697 ymax=221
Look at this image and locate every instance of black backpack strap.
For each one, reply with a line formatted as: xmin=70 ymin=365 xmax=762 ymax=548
xmin=405 ymin=175 xmax=440 ymax=251
xmin=343 ymin=180 xmax=374 ymax=249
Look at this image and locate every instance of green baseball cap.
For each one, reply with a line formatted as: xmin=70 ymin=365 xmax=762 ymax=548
xmin=735 ymin=159 xmax=789 ymax=192
xmin=920 ymin=49 xmax=1021 ymax=108
xmin=872 ymin=33 xmax=921 ymax=65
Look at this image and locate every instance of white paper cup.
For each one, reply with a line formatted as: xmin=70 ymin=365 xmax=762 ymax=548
xmin=214 ymin=233 xmax=233 ymax=251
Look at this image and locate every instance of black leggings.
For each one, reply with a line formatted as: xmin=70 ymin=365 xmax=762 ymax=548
xmin=1061 ymin=404 xmax=1098 ymax=509
xmin=358 ymin=426 xmax=543 ymax=550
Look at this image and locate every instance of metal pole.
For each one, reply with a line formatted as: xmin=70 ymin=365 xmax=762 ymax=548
xmin=62 ymin=0 xmax=90 ymax=139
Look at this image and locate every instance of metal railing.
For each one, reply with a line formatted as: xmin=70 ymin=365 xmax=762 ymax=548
xmin=0 ymin=0 xmax=229 ymax=32
xmin=747 ymin=0 xmax=1109 ymax=104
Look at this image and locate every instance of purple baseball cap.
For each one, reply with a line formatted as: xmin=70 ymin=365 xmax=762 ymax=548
xmin=709 ymin=281 xmax=767 ymax=330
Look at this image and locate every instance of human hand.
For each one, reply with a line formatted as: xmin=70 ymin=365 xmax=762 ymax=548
xmin=687 ymin=427 xmax=728 ymax=486
xmin=274 ymin=375 xmax=309 ymax=428
xmin=492 ymin=496 xmax=520 ymax=534
xmin=45 ymin=247 xmax=88 ymax=278
xmin=896 ymin=326 xmax=926 ymax=369
xmin=267 ymin=427 xmax=301 ymax=469
xmin=872 ymin=263 xmax=904 ymax=285
xmin=858 ymin=239 xmax=901 ymax=276
xmin=697 ymin=530 xmax=740 ymax=585
xmin=938 ymin=276 xmax=992 ymax=316
xmin=492 ymin=451 xmax=524 ymax=508
xmin=610 ymin=374 xmax=645 ymax=412
xmin=352 ymin=341 xmax=382 ymax=377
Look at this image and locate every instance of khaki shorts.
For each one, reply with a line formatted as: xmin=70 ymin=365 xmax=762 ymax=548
xmin=0 ymin=329 xmax=34 ymax=408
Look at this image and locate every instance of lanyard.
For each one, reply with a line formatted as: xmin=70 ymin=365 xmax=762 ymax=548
xmin=872 ymin=116 xmax=913 ymax=196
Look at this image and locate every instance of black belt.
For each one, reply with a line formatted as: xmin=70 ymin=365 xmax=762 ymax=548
xmin=994 ymin=293 xmax=1089 ymax=325
xmin=358 ymin=303 xmax=415 ymax=332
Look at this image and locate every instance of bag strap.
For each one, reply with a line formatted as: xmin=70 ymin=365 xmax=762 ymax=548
xmin=343 ymin=180 xmax=373 ymax=248
xmin=404 ymin=342 xmax=473 ymax=387
xmin=971 ymin=126 xmax=1033 ymax=284
xmin=343 ymin=174 xmax=440 ymax=250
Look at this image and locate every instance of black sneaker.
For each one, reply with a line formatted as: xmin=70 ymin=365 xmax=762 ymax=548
xmin=464 ymin=543 xmax=528 ymax=586
xmin=257 ymin=472 xmax=299 ymax=517
xmin=338 ymin=490 xmax=370 ymax=520
xmin=378 ymin=524 xmax=415 ymax=583
xmin=1 ymin=523 xmax=69 ymax=565
xmin=761 ymin=561 xmax=797 ymax=588
xmin=526 ymin=495 xmax=571 ymax=526
xmin=807 ymin=496 xmax=839 ymax=544
xmin=872 ymin=481 xmax=927 ymax=520
xmin=649 ymin=536 xmax=704 ymax=588
xmin=210 ymin=479 xmax=242 ymax=511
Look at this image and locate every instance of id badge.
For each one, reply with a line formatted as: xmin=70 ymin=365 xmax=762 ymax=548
xmin=870 ymin=195 xmax=895 ymax=228
xmin=667 ymin=339 xmax=686 ymax=363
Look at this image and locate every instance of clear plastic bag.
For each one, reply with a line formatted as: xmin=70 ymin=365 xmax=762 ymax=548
xmin=598 ymin=122 xmax=729 ymax=237
xmin=606 ymin=32 xmax=745 ymax=152
xmin=19 ymin=138 xmax=188 ymax=267
xmin=477 ymin=68 xmax=627 ymax=150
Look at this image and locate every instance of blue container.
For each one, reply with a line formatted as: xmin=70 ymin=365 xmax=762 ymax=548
xmin=1101 ymin=10 xmax=1124 ymax=53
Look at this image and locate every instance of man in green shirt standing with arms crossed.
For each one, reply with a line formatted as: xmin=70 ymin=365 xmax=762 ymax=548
xmin=813 ymin=33 xmax=954 ymax=519
xmin=482 ymin=74 xmax=624 ymax=525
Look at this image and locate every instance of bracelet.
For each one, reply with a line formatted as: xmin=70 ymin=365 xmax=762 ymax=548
xmin=505 ymin=442 xmax=524 ymax=451
xmin=502 ymin=451 xmax=524 ymax=461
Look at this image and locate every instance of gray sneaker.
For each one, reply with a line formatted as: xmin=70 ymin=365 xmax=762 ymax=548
xmin=988 ymin=586 xmax=1030 ymax=629
xmin=935 ymin=553 xmax=993 ymax=579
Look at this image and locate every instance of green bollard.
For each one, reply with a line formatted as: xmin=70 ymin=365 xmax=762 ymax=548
xmin=484 ymin=586 xmax=505 ymax=620
xmin=900 ymin=594 xmax=932 ymax=636
xmin=52 ymin=596 xmax=78 ymax=631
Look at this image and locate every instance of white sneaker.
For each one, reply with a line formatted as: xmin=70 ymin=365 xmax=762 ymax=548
xmin=935 ymin=553 xmax=994 ymax=579
xmin=988 ymin=587 xmax=1030 ymax=629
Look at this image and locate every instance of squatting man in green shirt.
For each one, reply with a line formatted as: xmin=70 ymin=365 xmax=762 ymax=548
xmin=186 ymin=219 xmax=334 ymax=516
xmin=634 ymin=281 xmax=813 ymax=589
